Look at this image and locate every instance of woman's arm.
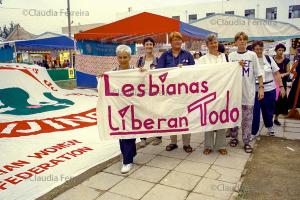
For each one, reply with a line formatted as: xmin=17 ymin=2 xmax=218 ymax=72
xmin=257 ymin=76 xmax=264 ymax=100
xmin=274 ymin=71 xmax=286 ymax=97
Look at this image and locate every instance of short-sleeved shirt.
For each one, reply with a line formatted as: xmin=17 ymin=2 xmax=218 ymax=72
xmin=198 ymin=52 xmax=227 ymax=64
xmin=229 ymin=50 xmax=264 ymax=106
xmin=157 ymin=49 xmax=195 ymax=68
xmin=136 ymin=56 xmax=158 ymax=70
xmin=274 ymin=57 xmax=290 ymax=74
xmin=256 ymin=55 xmax=279 ymax=92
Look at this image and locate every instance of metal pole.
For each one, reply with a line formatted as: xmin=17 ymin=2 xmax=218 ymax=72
xmin=13 ymin=43 xmax=17 ymax=62
xmin=185 ymin=10 xmax=188 ymax=23
xmin=67 ymin=0 xmax=73 ymax=67
xmin=166 ymin=33 xmax=169 ymax=45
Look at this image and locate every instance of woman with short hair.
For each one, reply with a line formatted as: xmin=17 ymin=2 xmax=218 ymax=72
xmin=198 ymin=34 xmax=228 ymax=155
xmin=251 ymin=41 xmax=285 ymax=138
xmin=136 ymin=37 xmax=162 ymax=147
xmin=273 ymin=43 xmax=290 ymax=125
xmin=114 ymin=44 xmax=137 ymax=174
xmin=157 ymin=32 xmax=195 ymax=153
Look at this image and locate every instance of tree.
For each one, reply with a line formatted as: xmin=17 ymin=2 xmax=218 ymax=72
xmin=9 ymin=22 xmax=14 ymax=33
xmin=0 ymin=22 xmax=17 ymax=39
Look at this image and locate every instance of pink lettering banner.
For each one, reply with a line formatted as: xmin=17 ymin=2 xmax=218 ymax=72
xmin=97 ymin=63 xmax=242 ymax=140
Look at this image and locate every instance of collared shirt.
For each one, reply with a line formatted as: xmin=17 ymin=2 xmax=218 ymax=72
xmin=157 ymin=49 xmax=195 ymax=68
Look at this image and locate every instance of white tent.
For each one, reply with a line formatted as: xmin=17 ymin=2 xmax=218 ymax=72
xmin=191 ymin=14 xmax=300 ymax=41
xmin=4 ymin=24 xmax=36 ymax=41
xmin=34 ymin=32 xmax=63 ymax=39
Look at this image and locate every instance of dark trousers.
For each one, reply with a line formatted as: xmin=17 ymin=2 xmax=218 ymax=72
xmin=252 ymin=89 xmax=276 ymax=136
xmin=119 ymin=139 xmax=136 ymax=164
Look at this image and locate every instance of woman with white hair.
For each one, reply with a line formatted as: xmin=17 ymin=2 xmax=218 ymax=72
xmin=98 ymin=44 xmax=136 ymax=174
xmin=114 ymin=45 xmax=137 ymax=174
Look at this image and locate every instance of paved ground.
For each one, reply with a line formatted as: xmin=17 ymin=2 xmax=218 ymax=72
xmin=238 ymin=119 xmax=300 ymax=200
xmin=53 ymin=117 xmax=300 ymax=200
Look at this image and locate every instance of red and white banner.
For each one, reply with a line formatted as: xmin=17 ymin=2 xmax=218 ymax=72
xmin=97 ymin=62 xmax=242 ymax=140
xmin=0 ymin=64 xmax=120 ymax=200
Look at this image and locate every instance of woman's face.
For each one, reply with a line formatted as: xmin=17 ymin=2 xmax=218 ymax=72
xmin=117 ymin=51 xmax=130 ymax=67
xmin=194 ymin=53 xmax=200 ymax=59
xmin=235 ymin=36 xmax=247 ymax=49
xmin=171 ymin=37 xmax=183 ymax=50
xmin=207 ymin=39 xmax=218 ymax=52
xmin=253 ymin=45 xmax=263 ymax=58
xmin=144 ymin=41 xmax=154 ymax=54
xmin=276 ymin=48 xmax=285 ymax=57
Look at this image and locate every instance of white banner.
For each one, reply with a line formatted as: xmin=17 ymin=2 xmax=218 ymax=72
xmin=97 ymin=62 xmax=242 ymax=140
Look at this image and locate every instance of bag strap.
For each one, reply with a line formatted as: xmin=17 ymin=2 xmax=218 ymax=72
xmin=137 ymin=56 xmax=143 ymax=68
xmin=265 ymin=55 xmax=271 ymax=65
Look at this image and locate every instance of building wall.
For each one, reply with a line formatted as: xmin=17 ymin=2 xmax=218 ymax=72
xmin=116 ymin=0 xmax=300 ymax=28
xmin=61 ymin=23 xmax=105 ymax=36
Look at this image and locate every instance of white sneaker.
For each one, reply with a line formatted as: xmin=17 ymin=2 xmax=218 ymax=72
xmin=250 ymin=135 xmax=257 ymax=141
xmin=121 ymin=163 xmax=132 ymax=174
xmin=140 ymin=139 xmax=147 ymax=148
xmin=267 ymin=127 xmax=275 ymax=136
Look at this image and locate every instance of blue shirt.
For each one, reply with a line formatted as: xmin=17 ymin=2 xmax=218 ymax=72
xmin=157 ymin=49 xmax=195 ymax=68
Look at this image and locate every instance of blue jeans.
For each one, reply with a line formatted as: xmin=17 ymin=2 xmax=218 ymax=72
xmin=252 ymin=89 xmax=276 ymax=136
xmin=119 ymin=139 xmax=136 ymax=164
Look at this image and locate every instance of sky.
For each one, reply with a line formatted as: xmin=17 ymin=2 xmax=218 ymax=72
xmin=0 ymin=0 xmax=220 ymax=35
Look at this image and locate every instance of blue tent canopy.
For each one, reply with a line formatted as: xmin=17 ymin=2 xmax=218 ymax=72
xmin=0 ymin=44 xmax=14 ymax=62
xmin=14 ymin=35 xmax=74 ymax=51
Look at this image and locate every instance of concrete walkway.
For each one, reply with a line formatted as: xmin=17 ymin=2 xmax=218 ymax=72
xmin=54 ymin=118 xmax=300 ymax=200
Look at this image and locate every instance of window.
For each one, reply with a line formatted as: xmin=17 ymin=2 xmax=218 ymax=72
xmin=189 ymin=14 xmax=197 ymax=23
xmin=245 ymin=9 xmax=255 ymax=18
xmin=172 ymin=16 xmax=180 ymax=20
xmin=266 ymin=7 xmax=277 ymax=20
xmin=206 ymin=12 xmax=215 ymax=17
xmin=289 ymin=5 xmax=300 ymax=18
xmin=225 ymin=11 xmax=234 ymax=15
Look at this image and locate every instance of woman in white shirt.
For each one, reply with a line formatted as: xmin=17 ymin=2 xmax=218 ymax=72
xmin=198 ymin=34 xmax=228 ymax=155
xmin=251 ymin=41 xmax=285 ymax=138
